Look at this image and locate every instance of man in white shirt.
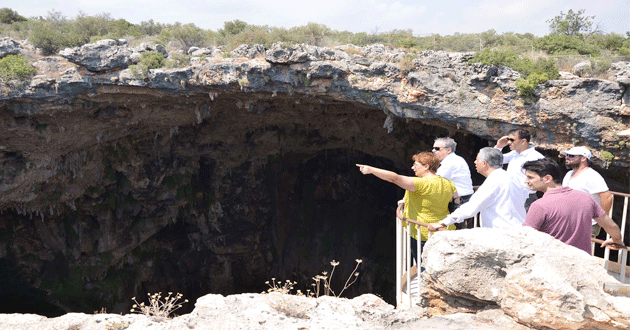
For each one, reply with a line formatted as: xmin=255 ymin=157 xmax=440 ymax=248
xmin=561 ymin=146 xmax=613 ymax=236
xmin=433 ymin=137 xmax=474 ymax=229
xmin=428 ymin=147 xmax=526 ymax=231
xmin=494 ymin=129 xmax=544 ymax=210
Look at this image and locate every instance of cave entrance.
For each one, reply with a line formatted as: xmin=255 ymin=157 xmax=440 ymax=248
xmin=0 ymin=92 xmax=489 ymax=315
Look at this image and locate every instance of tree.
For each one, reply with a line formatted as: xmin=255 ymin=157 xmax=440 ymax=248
xmin=547 ymin=9 xmax=595 ymax=36
xmin=161 ymin=22 xmax=208 ymax=49
xmin=0 ymin=8 xmax=27 ymax=24
xmin=220 ymin=20 xmax=248 ymax=37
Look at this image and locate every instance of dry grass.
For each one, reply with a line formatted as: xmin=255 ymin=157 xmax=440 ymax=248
xmin=130 ymin=292 xmax=188 ymax=321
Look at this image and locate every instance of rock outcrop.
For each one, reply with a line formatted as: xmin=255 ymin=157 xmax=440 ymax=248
xmin=421 ymin=226 xmax=630 ymax=329
xmin=0 ymin=38 xmax=629 ymax=317
xmin=1 ymin=227 xmax=627 ymax=329
xmin=0 ymin=37 xmax=22 ymax=59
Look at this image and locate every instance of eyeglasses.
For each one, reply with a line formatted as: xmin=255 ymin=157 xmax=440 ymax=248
xmin=506 ymin=138 xmax=516 ymax=142
xmin=412 ymin=161 xmax=424 ymax=168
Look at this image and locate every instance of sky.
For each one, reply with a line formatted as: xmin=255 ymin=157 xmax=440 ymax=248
xmin=3 ymin=0 xmax=630 ymax=36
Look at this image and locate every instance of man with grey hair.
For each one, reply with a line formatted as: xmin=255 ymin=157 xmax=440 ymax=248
xmin=428 ymin=147 xmax=527 ymax=230
xmin=433 ymin=137 xmax=474 ymax=229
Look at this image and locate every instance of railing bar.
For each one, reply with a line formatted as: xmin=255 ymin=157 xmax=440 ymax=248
xmin=620 ymin=249 xmax=627 ymax=283
xmin=611 ymin=191 xmax=630 ymax=198
xmin=416 ymin=234 xmax=421 ymax=305
xmin=396 ymin=217 xmax=401 ymax=308
xmin=406 ymin=228 xmax=411 ymax=308
xmin=619 ymin=197 xmax=628 ymax=270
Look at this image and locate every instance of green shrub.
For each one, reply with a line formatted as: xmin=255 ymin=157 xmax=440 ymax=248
xmin=398 ymin=54 xmax=417 ymax=73
xmin=139 ymin=51 xmax=165 ymax=69
xmin=470 ymin=48 xmax=518 ymax=67
xmin=160 ymin=22 xmax=208 ymax=49
xmin=0 ymin=8 xmax=27 ymax=24
xmin=164 ymin=52 xmax=190 ymax=69
xmin=534 ymin=34 xmax=600 ymax=56
xmin=470 ymin=49 xmax=559 ymax=80
xmin=129 ymin=51 xmax=165 ymax=79
xmin=588 ymin=58 xmax=612 ymax=77
xmin=0 ymin=54 xmax=36 ymax=80
xmin=515 ymin=73 xmax=548 ymax=97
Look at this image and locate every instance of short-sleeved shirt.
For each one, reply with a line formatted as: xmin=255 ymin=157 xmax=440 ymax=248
xmin=524 ymin=187 xmax=605 ymax=254
xmin=562 ymin=168 xmax=609 ymax=204
xmin=403 ymin=176 xmax=456 ymax=241
xmin=563 ymin=167 xmax=609 ymax=225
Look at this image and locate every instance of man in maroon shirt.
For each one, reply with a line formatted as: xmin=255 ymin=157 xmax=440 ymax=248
xmin=521 ymin=158 xmax=625 ymax=254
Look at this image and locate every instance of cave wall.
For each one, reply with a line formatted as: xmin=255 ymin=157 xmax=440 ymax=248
xmin=0 ymin=90 xmax=489 ymax=315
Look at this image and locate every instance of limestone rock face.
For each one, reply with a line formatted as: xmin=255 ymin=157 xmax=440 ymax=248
xmin=59 ymin=39 xmax=140 ymax=71
xmin=0 ymin=37 xmax=22 ymax=59
xmin=1 ymin=38 xmax=629 ymax=317
xmin=0 ymin=293 xmax=538 ymax=330
xmin=421 ymin=227 xmax=630 ymax=330
xmin=230 ymin=44 xmax=265 ymax=58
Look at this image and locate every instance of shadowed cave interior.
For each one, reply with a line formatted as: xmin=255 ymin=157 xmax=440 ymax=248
xmin=0 ymin=91 xmax=522 ymax=316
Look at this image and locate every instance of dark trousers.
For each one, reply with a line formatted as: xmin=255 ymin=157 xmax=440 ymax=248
xmin=409 ymin=237 xmax=426 ymax=270
xmin=450 ymin=194 xmax=474 ymax=229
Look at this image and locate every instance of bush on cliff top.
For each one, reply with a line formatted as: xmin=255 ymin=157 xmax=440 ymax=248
xmin=470 ymin=48 xmax=560 ymax=98
xmin=128 ymin=51 xmax=165 ymax=79
xmin=0 ymin=54 xmax=36 ymax=80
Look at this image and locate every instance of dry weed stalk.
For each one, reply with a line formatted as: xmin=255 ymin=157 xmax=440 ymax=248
xmin=265 ymin=278 xmax=298 ymax=294
xmin=130 ymin=292 xmax=188 ymax=320
xmin=312 ymin=258 xmax=362 ymax=297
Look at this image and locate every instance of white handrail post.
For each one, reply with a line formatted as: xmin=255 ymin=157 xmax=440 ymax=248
xmin=619 ymin=197 xmax=628 ymax=282
xmin=406 ymin=228 xmax=411 ymax=307
xmin=416 ymin=233 xmax=422 ymax=305
xmin=396 ymin=216 xmax=402 ymax=307
xmin=620 ymin=249 xmax=628 ymax=283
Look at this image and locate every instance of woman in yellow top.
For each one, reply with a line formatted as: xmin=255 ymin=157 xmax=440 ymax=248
xmin=357 ymin=151 xmax=458 ymax=262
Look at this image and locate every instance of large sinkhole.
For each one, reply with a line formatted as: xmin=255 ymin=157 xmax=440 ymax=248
xmin=0 ymin=90 xmax=491 ymax=316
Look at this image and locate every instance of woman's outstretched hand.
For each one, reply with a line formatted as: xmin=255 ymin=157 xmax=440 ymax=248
xmin=356 ymin=164 xmax=372 ymax=175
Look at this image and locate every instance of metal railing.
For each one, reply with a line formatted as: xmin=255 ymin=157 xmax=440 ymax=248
xmin=596 ymin=191 xmax=630 ymax=283
xmin=395 ymin=190 xmax=630 ymax=309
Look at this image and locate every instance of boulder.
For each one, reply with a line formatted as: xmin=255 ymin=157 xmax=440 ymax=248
xmin=59 ymin=40 xmax=138 ymax=72
xmin=572 ymin=61 xmax=592 ymax=77
xmin=0 ymin=37 xmax=22 ymax=59
xmin=265 ymin=43 xmax=342 ymax=64
xmin=230 ymin=44 xmax=265 ymax=58
xmin=190 ymin=47 xmax=221 ymax=57
xmin=421 ymin=226 xmax=630 ymax=330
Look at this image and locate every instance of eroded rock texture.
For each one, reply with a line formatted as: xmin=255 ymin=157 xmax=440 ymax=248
xmin=421 ymin=227 xmax=630 ymax=330
xmin=0 ymin=40 xmax=629 ymax=315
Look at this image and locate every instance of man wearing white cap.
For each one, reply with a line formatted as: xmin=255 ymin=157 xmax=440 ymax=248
xmin=561 ymin=146 xmax=613 ymax=236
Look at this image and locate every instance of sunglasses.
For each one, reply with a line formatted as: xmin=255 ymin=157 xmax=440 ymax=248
xmin=506 ymin=138 xmax=516 ymax=142
xmin=432 ymin=147 xmax=441 ymax=151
